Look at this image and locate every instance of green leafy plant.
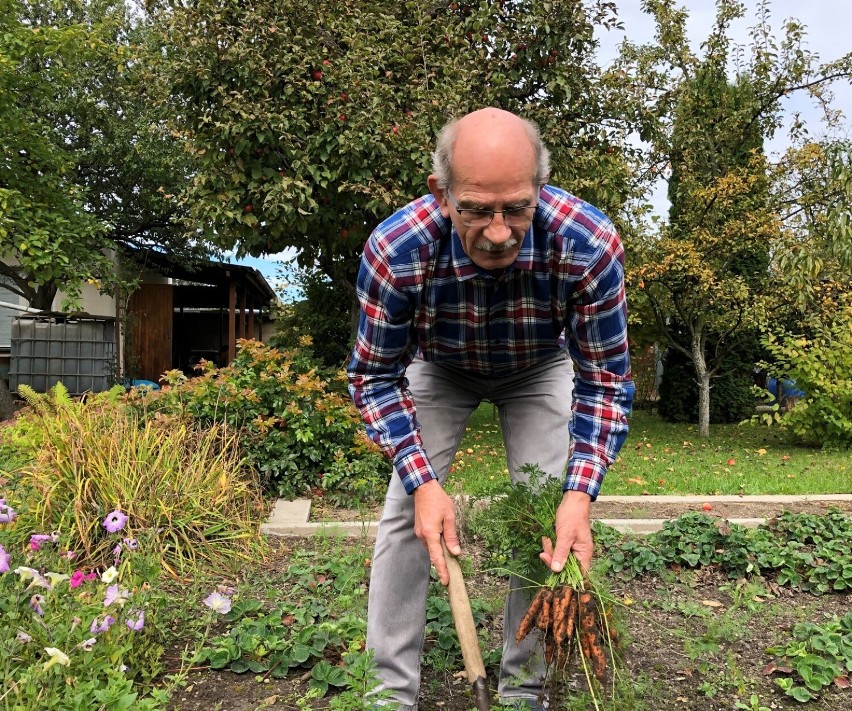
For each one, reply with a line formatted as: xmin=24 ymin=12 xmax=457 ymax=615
xmin=593 ymin=510 xmax=852 ymax=594
xmin=0 ymin=512 xmax=170 ymax=709
xmin=760 ymin=297 xmax=852 ymax=448
xmin=766 ymin=611 xmax=852 ymax=702
xmin=196 ymin=546 xmax=373 ymax=691
xmin=137 ymin=340 xmax=387 ymax=506
xmin=3 ymin=384 xmax=267 ymax=576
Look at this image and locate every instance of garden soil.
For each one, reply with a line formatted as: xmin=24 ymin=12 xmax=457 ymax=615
xmin=311 ymin=497 xmax=852 ymax=523
xmin=168 ymin=533 xmax=852 ymax=711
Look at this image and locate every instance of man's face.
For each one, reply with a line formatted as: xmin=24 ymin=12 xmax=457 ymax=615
xmin=427 ymin=114 xmax=539 ymax=271
xmin=442 ymin=181 xmax=537 ymax=270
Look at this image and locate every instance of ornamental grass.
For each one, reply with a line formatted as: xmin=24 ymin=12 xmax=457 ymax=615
xmin=4 ymin=384 xmax=267 ymax=578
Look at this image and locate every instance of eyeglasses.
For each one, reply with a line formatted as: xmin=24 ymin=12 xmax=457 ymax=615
xmin=446 ymin=189 xmax=537 ymax=228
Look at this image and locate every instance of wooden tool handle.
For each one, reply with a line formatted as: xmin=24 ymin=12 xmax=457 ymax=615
xmin=441 ymin=538 xmax=487 ymax=683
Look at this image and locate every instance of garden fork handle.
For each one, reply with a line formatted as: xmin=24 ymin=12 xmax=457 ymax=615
xmin=442 ymin=537 xmax=490 ymax=710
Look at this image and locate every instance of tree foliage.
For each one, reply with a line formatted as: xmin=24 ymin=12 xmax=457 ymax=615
xmin=0 ymin=0 xmax=110 ymax=309
xmin=620 ymin=0 xmax=852 ymax=436
xmin=0 ymin=0 xmax=204 ymax=311
xmin=150 ymin=0 xmax=642 ymax=294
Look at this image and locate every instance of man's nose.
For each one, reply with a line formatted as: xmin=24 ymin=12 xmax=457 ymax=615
xmin=483 ymin=213 xmax=513 ymax=242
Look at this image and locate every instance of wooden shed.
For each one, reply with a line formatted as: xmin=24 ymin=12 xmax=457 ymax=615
xmin=127 ymin=253 xmax=276 ymax=383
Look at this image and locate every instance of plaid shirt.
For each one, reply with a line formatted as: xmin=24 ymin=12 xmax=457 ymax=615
xmin=347 ymin=185 xmax=634 ymax=498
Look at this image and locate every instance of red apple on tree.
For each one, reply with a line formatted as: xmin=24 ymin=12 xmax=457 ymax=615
xmin=244 ymin=204 xmax=254 ymax=213
xmin=311 ymin=69 xmax=323 ymax=81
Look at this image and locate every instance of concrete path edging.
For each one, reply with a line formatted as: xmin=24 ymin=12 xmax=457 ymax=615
xmin=261 ymin=494 xmax=852 ymax=538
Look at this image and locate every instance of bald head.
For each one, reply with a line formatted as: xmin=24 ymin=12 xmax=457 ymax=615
xmin=431 ymin=108 xmax=551 ymax=189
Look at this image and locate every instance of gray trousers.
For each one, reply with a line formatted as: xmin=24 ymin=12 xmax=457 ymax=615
xmin=366 ymin=351 xmax=574 ymax=709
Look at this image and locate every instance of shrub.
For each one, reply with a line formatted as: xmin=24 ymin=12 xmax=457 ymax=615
xmin=139 ymin=340 xmax=388 ymax=505
xmin=4 ymin=384 xmax=267 ymax=577
xmin=761 ymin=298 xmax=852 ymax=448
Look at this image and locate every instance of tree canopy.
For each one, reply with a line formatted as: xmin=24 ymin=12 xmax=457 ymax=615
xmin=151 ymin=0 xmax=642 ymax=294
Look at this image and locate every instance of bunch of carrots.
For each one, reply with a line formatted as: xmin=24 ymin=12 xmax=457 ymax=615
xmin=515 ymin=558 xmax=615 ymax=682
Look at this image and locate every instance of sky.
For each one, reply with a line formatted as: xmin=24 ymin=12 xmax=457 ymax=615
xmin=229 ymin=0 xmax=852 ymax=291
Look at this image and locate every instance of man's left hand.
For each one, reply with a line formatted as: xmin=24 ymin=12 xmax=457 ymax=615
xmin=539 ymin=490 xmax=593 ymax=574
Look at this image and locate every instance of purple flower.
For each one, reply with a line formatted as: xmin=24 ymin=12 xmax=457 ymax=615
xmin=102 ymin=509 xmax=127 ymax=533
xmin=16 ymin=630 xmax=31 ymax=643
xmin=203 ymin=591 xmax=233 ymax=615
xmin=69 ymin=570 xmax=85 ymax=589
xmin=122 ymin=538 xmax=139 ymax=551
xmin=125 ymin=609 xmax=145 ymax=631
xmin=0 ymin=499 xmax=16 ymax=524
xmin=89 ymin=614 xmax=116 ymax=634
xmin=0 ymin=544 xmax=10 ymax=574
xmin=29 ymin=534 xmax=52 ymax=552
xmin=61 ymin=550 xmax=76 ymax=560
xmin=78 ymin=637 xmax=97 ymax=651
xmin=103 ymin=584 xmax=129 ymax=608
xmin=29 ymin=594 xmax=45 ymax=616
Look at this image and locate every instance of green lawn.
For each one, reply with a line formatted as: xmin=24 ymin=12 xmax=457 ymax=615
xmin=447 ymin=404 xmax=851 ymax=497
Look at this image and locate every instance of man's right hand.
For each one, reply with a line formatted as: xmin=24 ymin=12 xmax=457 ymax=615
xmin=413 ymin=479 xmax=461 ymax=586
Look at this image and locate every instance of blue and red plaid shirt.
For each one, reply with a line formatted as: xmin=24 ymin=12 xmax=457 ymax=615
xmin=347 ymin=185 xmax=634 ymax=498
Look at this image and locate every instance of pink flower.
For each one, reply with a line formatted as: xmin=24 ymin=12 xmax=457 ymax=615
xmin=30 ymin=594 xmax=45 ymax=616
xmin=0 ymin=498 xmax=16 ymax=524
xmin=90 ymin=614 xmax=116 ymax=634
xmin=69 ymin=570 xmax=85 ymax=589
xmin=85 ymin=572 xmax=97 ymax=581
xmin=0 ymin=544 xmax=10 ymax=574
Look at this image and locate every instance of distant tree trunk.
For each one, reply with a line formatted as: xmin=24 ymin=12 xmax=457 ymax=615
xmin=691 ymin=332 xmax=711 ymax=438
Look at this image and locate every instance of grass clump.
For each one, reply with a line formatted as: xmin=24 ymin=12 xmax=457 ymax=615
xmin=3 ymin=383 xmax=267 ymax=577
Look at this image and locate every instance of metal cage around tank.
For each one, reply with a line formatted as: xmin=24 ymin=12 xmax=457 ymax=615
xmin=9 ymin=314 xmax=116 ymax=395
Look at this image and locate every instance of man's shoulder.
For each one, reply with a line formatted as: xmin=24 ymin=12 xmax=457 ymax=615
xmin=537 ymin=185 xmax=620 ymax=256
xmin=538 ymin=185 xmax=615 ymax=237
xmin=369 ymin=194 xmax=448 ymax=264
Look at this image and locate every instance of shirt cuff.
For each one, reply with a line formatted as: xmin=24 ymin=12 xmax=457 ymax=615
xmin=393 ymin=446 xmax=438 ymax=495
xmin=563 ymin=457 xmax=608 ymax=501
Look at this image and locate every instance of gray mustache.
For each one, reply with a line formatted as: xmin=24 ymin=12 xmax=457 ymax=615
xmin=474 ymin=237 xmax=519 ymax=253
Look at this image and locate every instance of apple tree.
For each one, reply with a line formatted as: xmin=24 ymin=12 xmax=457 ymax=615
xmin=149 ymin=0 xmax=643 ymax=305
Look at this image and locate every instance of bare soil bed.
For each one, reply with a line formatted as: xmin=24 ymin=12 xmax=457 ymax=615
xmin=311 ymin=497 xmax=852 ymax=524
xmin=168 ymin=536 xmax=852 ymax=711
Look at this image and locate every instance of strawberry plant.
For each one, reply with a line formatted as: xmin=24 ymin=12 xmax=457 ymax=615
xmin=766 ymin=611 xmax=852 ymax=702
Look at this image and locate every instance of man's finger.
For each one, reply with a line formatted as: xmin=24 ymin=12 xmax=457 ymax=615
xmin=550 ymin=536 xmax=573 ymax=573
xmin=428 ymin=537 xmax=449 ymax=585
xmin=442 ymin=522 xmax=461 ymax=557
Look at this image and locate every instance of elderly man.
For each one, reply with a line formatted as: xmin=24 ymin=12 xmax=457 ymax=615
xmin=347 ymin=108 xmax=634 ymax=710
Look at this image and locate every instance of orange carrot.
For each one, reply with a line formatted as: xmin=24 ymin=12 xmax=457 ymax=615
xmin=563 ymin=591 xmax=579 ymax=643
xmin=516 ymin=587 xmax=547 ymax=643
xmin=536 ymin=588 xmax=554 ymax=633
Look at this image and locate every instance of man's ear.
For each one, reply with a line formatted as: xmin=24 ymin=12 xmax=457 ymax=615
xmin=427 ymin=175 xmax=451 ymax=218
